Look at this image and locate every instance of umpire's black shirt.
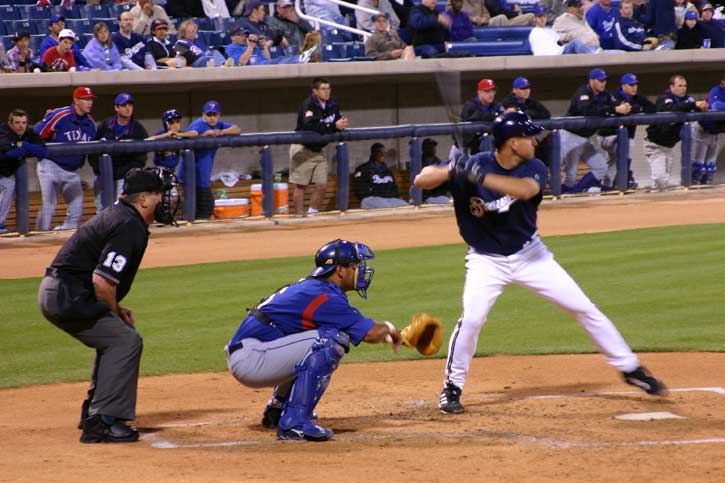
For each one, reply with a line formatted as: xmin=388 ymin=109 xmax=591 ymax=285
xmin=50 ymin=200 xmax=149 ymax=302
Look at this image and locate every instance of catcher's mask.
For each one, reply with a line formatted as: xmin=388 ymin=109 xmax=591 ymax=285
xmin=310 ymin=239 xmax=375 ymax=299
xmin=122 ymin=167 xmax=180 ymax=225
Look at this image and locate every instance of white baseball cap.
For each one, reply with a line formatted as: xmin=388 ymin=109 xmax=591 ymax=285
xmin=58 ymin=28 xmax=76 ymax=40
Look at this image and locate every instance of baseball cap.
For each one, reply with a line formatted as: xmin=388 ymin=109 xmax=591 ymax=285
xmin=58 ymin=28 xmax=76 ymax=40
xmin=72 ymin=86 xmax=96 ymax=100
xmin=512 ymin=77 xmax=530 ymax=89
xmin=228 ymin=23 xmax=249 ymax=36
xmin=620 ymin=73 xmax=638 ymax=85
xmin=422 ymin=137 xmax=438 ymax=147
xmin=684 ymin=10 xmax=698 ymax=20
xmin=566 ymin=0 xmax=582 ymax=7
xmin=278 ymin=0 xmax=293 ymax=6
xmin=122 ymin=168 xmax=165 ymax=195
xmin=243 ymin=0 xmax=263 ymax=16
xmin=13 ymin=30 xmax=30 ymax=42
xmin=534 ymin=5 xmax=548 ymax=16
xmin=588 ymin=68 xmax=607 ymax=81
xmin=114 ymin=93 xmax=134 ymax=106
xmin=371 ymin=12 xmax=389 ymax=22
xmin=151 ymin=19 xmax=169 ymax=31
xmin=703 ymin=3 xmax=714 ymax=11
xmin=203 ymin=100 xmax=221 ymax=114
xmin=478 ymin=78 xmax=496 ymax=91
xmin=48 ymin=14 xmax=65 ymax=27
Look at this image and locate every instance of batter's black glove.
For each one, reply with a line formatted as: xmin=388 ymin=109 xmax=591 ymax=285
xmin=463 ymin=157 xmax=488 ymax=186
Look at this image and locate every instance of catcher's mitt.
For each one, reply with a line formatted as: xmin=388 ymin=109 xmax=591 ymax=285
xmin=401 ymin=313 xmax=442 ymax=356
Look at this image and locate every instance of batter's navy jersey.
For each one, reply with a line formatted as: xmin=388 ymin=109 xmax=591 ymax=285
xmin=451 ymin=152 xmax=546 ymax=256
xmin=231 ymin=278 xmax=375 ymax=346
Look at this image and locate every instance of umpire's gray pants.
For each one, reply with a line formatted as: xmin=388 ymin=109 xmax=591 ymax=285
xmin=38 ymin=276 xmax=143 ymax=421
xmin=0 ymin=175 xmax=15 ymax=227
xmin=36 ymin=159 xmax=83 ymax=231
xmin=360 ymin=196 xmax=409 ymax=209
xmin=94 ymin=178 xmax=125 ymax=213
xmin=559 ymin=130 xmax=608 ymax=187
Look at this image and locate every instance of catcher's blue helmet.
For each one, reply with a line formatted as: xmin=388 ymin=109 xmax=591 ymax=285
xmin=162 ymin=108 xmax=182 ymax=131
xmin=310 ymin=239 xmax=375 ymax=298
xmin=493 ymin=111 xmax=544 ymax=150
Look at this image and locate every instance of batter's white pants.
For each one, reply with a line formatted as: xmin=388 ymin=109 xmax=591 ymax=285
xmin=0 ymin=175 xmax=15 ymax=228
xmin=35 ymin=159 xmax=83 ymax=231
xmin=559 ymin=130 xmax=608 ymax=187
xmin=643 ymin=140 xmax=676 ymax=189
xmin=445 ymin=236 xmax=640 ymax=389
xmin=692 ymin=123 xmax=720 ymax=164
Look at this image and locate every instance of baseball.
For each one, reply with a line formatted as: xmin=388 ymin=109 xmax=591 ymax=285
xmin=33 ymin=68 xmax=41 ymax=73
xmin=68 ymin=67 xmax=76 ymax=72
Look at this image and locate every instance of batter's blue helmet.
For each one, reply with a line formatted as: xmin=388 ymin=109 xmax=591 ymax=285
xmin=492 ymin=111 xmax=544 ymax=150
xmin=162 ymin=109 xmax=182 ymax=131
xmin=310 ymin=239 xmax=375 ymax=298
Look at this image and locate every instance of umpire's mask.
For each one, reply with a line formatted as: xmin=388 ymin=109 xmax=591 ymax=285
xmin=122 ymin=167 xmax=180 ymax=225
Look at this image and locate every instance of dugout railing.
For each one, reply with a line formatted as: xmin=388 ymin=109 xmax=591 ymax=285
xmin=9 ymin=110 xmax=725 ymax=235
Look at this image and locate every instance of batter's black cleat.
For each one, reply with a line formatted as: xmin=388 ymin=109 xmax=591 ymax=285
xmin=623 ymin=366 xmax=668 ymax=396
xmin=439 ymin=382 xmax=464 ymax=414
xmin=80 ymin=415 xmax=140 ymax=444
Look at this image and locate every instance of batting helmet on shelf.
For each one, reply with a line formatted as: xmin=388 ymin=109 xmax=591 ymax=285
xmin=310 ymin=239 xmax=376 ymax=298
xmin=162 ymin=109 xmax=182 ymax=131
xmin=492 ymin=110 xmax=544 ymax=150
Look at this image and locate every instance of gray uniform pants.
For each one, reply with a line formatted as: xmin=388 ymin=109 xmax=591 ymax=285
xmin=360 ymin=196 xmax=409 ymax=209
xmin=36 ymin=159 xmax=83 ymax=231
xmin=0 ymin=175 xmax=15 ymax=228
xmin=559 ymin=130 xmax=608 ymax=187
xmin=38 ymin=276 xmax=143 ymax=421
xmin=598 ymin=135 xmax=635 ymax=188
xmin=643 ymin=139 xmax=676 ymax=188
xmin=692 ymin=123 xmax=720 ymax=163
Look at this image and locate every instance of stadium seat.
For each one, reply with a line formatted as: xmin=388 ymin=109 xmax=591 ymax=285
xmin=321 ymin=43 xmax=351 ymax=61
xmin=26 ymin=6 xmax=52 ymax=21
xmin=268 ymin=45 xmax=284 ymax=59
xmin=29 ymin=34 xmax=44 ymax=55
xmin=320 ymin=27 xmax=346 ymax=44
xmin=348 ymin=42 xmax=366 ymax=58
xmin=4 ymin=20 xmax=39 ymax=36
xmin=83 ymin=4 xmax=111 ymax=20
xmin=0 ymin=6 xmax=21 ymax=21
xmin=78 ymin=32 xmax=94 ymax=49
xmin=65 ymin=19 xmax=93 ymax=35
xmin=0 ymin=21 xmax=6 ymax=37
xmin=0 ymin=35 xmax=12 ymax=52
xmin=54 ymin=5 xmax=83 ymax=20
xmin=111 ymin=4 xmax=133 ymax=18
xmin=195 ymin=31 xmax=209 ymax=49
xmin=446 ymin=39 xmax=531 ymax=56
xmin=332 ymin=41 xmax=352 ymax=58
xmin=207 ymin=32 xmax=227 ymax=48
xmin=472 ymin=26 xmax=532 ymax=41
xmin=435 ymin=1 xmax=446 ymax=12
xmin=214 ymin=16 xmax=232 ymax=33
xmin=194 ymin=17 xmax=215 ymax=32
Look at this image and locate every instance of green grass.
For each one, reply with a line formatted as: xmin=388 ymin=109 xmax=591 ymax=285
xmin=2 ymin=224 xmax=724 ymax=388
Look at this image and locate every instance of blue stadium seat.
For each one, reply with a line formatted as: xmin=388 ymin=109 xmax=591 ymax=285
xmin=29 ymin=34 xmax=44 ymax=55
xmin=26 ymin=6 xmax=53 ymax=21
xmin=195 ymin=32 xmax=210 ymax=50
xmin=65 ymin=19 xmax=93 ymax=35
xmin=53 ymin=5 xmax=83 ymax=20
xmin=320 ymin=27 xmax=346 ymax=44
xmin=4 ymin=20 xmax=39 ymax=36
xmin=0 ymin=35 xmax=12 ymax=52
xmin=194 ymin=17 xmax=215 ymax=31
xmin=0 ymin=21 xmax=6 ymax=37
xmin=348 ymin=42 xmax=366 ymax=58
xmin=472 ymin=26 xmax=532 ymax=41
xmin=12 ymin=0 xmax=37 ymax=4
xmin=435 ymin=1 xmax=447 ymax=12
xmin=111 ymin=4 xmax=133 ymax=19
xmin=332 ymin=41 xmax=352 ymax=58
xmin=207 ymin=32 xmax=227 ymax=48
xmin=0 ymin=6 xmax=21 ymax=21
xmin=214 ymin=16 xmax=233 ymax=34
xmin=446 ymin=39 xmax=532 ymax=56
xmin=268 ymin=45 xmax=284 ymax=59
xmin=83 ymin=4 xmax=111 ymax=20
xmin=321 ymin=43 xmax=351 ymax=61
xmin=78 ymin=33 xmax=94 ymax=49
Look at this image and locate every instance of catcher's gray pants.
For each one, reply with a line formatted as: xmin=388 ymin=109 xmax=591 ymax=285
xmin=598 ymin=135 xmax=635 ymax=187
xmin=643 ymin=139 xmax=676 ymax=188
xmin=360 ymin=196 xmax=409 ymax=209
xmin=36 ymin=159 xmax=83 ymax=231
xmin=559 ymin=130 xmax=607 ymax=187
xmin=692 ymin=123 xmax=720 ymax=163
xmin=93 ymin=178 xmax=124 ymax=213
xmin=0 ymin=175 xmax=15 ymax=228
xmin=38 ymin=275 xmax=143 ymax=421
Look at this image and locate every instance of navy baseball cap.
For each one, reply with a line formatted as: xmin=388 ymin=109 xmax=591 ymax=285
xmin=534 ymin=5 xmax=548 ymax=16
xmin=243 ymin=0 xmax=262 ymax=16
xmin=620 ymin=73 xmax=638 ymax=85
xmin=48 ymin=14 xmax=65 ymax=26
xmin=203 ymin=100 xmax=221 ymax=114
xmin=114 ymin=93 xmax=134 ymax=105
xmin=228 ymin=24 xmax=250 ymax=36
xmin=684 ymin=10 xmax=698 ymax=20
xmin=512 ymin=77 xmax=530 ymax=89
xmin=371 ymin=12 xmax=389 ymax=22
xmin=589 ymin=68 xmax=607 ymax=81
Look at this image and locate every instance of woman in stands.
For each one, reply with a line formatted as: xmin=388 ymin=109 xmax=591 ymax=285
xmin=174 ymin=20 xmax=229 ymax=68
xmin=82 ymin=22 xmax=123 ymax=71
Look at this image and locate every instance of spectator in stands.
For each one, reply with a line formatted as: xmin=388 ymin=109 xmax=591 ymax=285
xmin=391 ymin=0 xmax=415 ymax=29
xmin=699 ymin=3 xmax=725 ymax=47
xmin=201 ymin=0 xmax=231 ymax=19
xmin=89 ymin=93 xmax=150 ymax=212
xmin=166 ymin=0 xmax=206 ymax=18
xmin=596 ymin=73 xmax=655 ymax=189
xmin=290 ymin=78 xmax=348 ymax=217
xmin=225 ymin=26 xmax=271 ymax=65
xmin=691 ymin=74 xmax=725 ymax=184
xmin=365 ymin=12 xmax=416 ymax=60
xmin=540 ymin=0 xmax=568 ymax=24
xmin=148 ymin=109 xmax=196 ymax=169
xmin=529 ymin=5 xmax=598 ymax=54
xmin=39 ymin=15 xmax=91 ymax=71
xmin=461 ymin=78 xmax=503 ymax=154
xmin=175 ymin=19 xmax=230 ymax=67
xmin=356 ymin=0 xmax=401 ymax=33
xmin=304 ymin=0 xmax=349 ymax=26
xmin=130 ymin=0 xmax=177 ymax=36
xmin=447 ymin=0 xmax=476 ymax=41
xmin=644 ymin=74 xmax=708 ymax=188
xmin=676 ymin=11 xmax=705 ymax=48
xmin=235 ymin=0 xmax=286 ymax=49
xmin=148 ymin=19 xmax=182 ymax=68
xmin=644 ymin=0 xmax=677 ymax=49
xmin=632 ymin=0 xmax=649 ymax=24
xmin=674 ymin=0 xmax=699 ymax=28
xmin=299 ymin=31 xmax=322 ymax=63
xmin=114 ymin=11 xmax=156 ymax=70
xmin=409 ymin=0 xmax=451 ymax=58
xmin=42 ymin=29 xmax=78 ymax=72
xmin=419 ymin=138 xmax=451 ymax=204
xmin=560 ymin=68 xmax=630 ymax=193
xmin=613 ymin=0 xmax=660 ymax=51
xmin=266 ymin=0 xmax=314 ymax=50
xmin=553 ymin=0 xmax=601 ymax=50
xmin=33 ymin=87 xmax=97 ymax=231
xmin=353 ymin=143 xmax=408 ymax=209
xmin=181 ymin=100 xmax=241 ymax=219
xmin=5 ymin=31 xmax=42 ymax=73
xmin=0 ymin=42 xmax=7 ymax=73
xmin=0 ymin=109 xmax=48 ymax=235
xmin=484 ymin=0 xmax=535 ymax=25
xmin=586 ymin=0 xmax=617 ymax=49
xmin=83 ymin=22 xmax=124 ymax=71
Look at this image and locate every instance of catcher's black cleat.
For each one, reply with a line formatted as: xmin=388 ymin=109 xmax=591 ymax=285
xmin=80 ymin=415 xmax=140 ymax=444
xmin=277 ymin=423 xmax=333 ymax=442
xmin=439 ymin=382 xmax=464 ymax=414
xmin=623 ymin=366 xmax=668 ymax=396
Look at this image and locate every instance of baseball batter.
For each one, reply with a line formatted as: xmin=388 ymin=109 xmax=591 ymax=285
xmin=413 ymin=111 xmax=666 ymax=414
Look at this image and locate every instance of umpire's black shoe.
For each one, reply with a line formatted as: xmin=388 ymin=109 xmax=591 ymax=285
xmin=77 ymin=399 xmax=90 ymax=429
xmin=439 ymin=382 xmax=464 ymax=414
xmin=80 ymin=415 xmax=140 ymax=444
xmin=623 ymin=366 xmax=668 ymax=396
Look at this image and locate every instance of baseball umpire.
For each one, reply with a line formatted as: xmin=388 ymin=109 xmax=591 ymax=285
xmin=414 ymin=111 xmax=666 ymax=415
xmin=38 ymin=167 xmax=179 ymax=443
xmin=225 ymin=239 xmax=403 ymax=441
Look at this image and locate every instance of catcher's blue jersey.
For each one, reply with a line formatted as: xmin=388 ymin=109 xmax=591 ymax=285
xmin=230 ymin=278 xmax=375 ymax=346
xmin=450 ymin=151 xmax=547 ymax=256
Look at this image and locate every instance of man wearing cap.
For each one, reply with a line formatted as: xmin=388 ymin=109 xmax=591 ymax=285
xmin=446 ymin=0 xmax=476 ymax=42
xmin=5 ymin=30 xmax=41 ymax=73
xmin=613 ymin=0 xmax=659 ymax=51
xmin=596 ymin=73 xmax=655 ymax=190
xmin=356 ymin=0 xmax=401 ymax=33
xmin=365 ymin=12 xmax=416 ymax=60
xmin=113 ymin=11 xmax=156 ymax=71
xmin=699 ymin=4 xmax=725 ymax=48
xmin=644 ymin=75 xmax=708 ymax=188
xmin=502 ymin=77 xmax=551 ymax=120
xmin=89 ymin=93 xmax=150 ymax=213
xmin=226 ymin=25 xmax=270 ymax=65
xmin=38 ymin=167 xmax=178 ymax=444
xmin=529 ymin=6 xmax=598 ymax=55
xmin=131 ymin=0 xmax=177 ymax=35
xmin=484 ymin=0 xmax=535 ymax=25
xmin=352 ymin=143 xmax=408 ymax=209
xmin=676 ymin=11 xmax=705 ymax=49
xmin=235 ymin=0 xmax=286 ymax=49
xmin=585 ymin=0 xmax=617 ymax=49
xmin=460 ymin=79 xmax=503 ymax=155
xmin=148 ymin=18 xmax=181 ymax=68
xmin=41 ymin=29 xmax=77 ymax=72
xmin=181 ymin=101 xmax=241 ymax=219
xmin=39 ymin=14 xmax=91 ymax=71
xmin=553 ymin=0 xmax=601 ymax=50
xmin=33 ymin=87 xmax=98 ymax=231
xmin=559 ymin=68 xmax=630 ymax=193
xmin=691 ymin=74 xmax=725 ymax=184
xmin=420 ymin=138 xmax=451 ymax=204
xmin=409 ymin=0 xmax=452 ymax=58
xmin=266 ymin=0 xmax=314 ymax=49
